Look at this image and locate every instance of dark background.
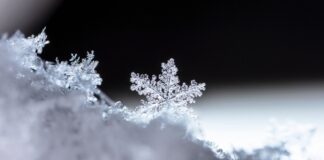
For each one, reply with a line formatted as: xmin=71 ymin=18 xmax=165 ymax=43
xmin=25 ymin=0 xmax=324 ymax=91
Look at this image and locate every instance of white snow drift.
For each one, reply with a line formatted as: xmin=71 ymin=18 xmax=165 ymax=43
xmin=0 ymin=30 xmax=229 ymax=160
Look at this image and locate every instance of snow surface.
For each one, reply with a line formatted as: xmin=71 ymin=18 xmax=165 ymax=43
xmin=0 ymin=29 xmax=319 ymax=160
xmin=196 ymin=86 xmax=323 ymax=160
xmin=0 ymin=30 xmax=229 ymax=160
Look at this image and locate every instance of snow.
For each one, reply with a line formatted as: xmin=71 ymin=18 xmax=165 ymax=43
xmin=0 ymin=30 xmax=229 ymax=160
xmin=196 ymin=86 xmax=324 ymax=160
xmin=0 ymin=29 xmax=320 ymax=160
xmin=130 ymin=58 xmax=205 ymax=108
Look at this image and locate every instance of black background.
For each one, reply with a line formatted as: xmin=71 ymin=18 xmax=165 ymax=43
xmin=27 ymin=0 xmax=324 ymax=91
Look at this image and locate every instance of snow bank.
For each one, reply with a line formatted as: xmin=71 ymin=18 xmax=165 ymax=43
xmin=0 ymin=30 xmax=229 ymax=160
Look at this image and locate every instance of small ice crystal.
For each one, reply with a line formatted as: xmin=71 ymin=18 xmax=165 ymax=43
xmin=130 ymin=58 xmax=205 ymax=120
xmin=131 ymin=58 xmax=205 ymax=108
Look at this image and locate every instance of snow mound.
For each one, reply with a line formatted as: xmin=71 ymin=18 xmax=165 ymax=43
xmin=0 ymin=30 xmax=230 ymax=160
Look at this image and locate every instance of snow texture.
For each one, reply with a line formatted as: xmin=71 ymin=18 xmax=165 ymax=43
xmin=233 ymin=121 xmax=317 ymax=160
xmin=0 ymin=30 xmax=229 ymax=160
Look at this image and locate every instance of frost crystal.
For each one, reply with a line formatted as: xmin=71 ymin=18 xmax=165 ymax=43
xmin=46 ymin=51 xmax=102 ymax=102
xmin=3 ymin=28 xmax=49 ymax=72
xmin=2 ymin=28 xmax=102 ymax=103
xmin=130 ymin=58 xmax=205 ymax=115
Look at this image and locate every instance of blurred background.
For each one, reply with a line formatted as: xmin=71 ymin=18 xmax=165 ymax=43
xmin=1 ymin=0 xmax=323 ymax=154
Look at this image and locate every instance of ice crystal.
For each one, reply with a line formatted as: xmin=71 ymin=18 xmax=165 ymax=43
xmin=46 ymin=52 xmax=102 ymax=102
xmin=2 ymin=28 xmax=102 ymax=103
xmin=3 ymin=28 xmax=49 ymax=72
xmin=130 ymin=58 xmax=205 ymax=113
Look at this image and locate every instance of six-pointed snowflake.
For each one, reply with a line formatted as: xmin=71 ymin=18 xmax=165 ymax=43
xmin=130 ymin=58 xmax=205 ymax=110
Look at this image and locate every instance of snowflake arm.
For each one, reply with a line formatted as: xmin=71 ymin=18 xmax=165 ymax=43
xmin=28 ymin=28 xmax=49 ymax=54
xmin=130 ymin=72 xmax=165 ymax=105
xmin=170 ymin=80 xmax=206 ymax=106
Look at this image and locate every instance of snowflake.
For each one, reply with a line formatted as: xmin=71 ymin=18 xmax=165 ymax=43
xmin=130 ymin=58 xmax=205 ymax=111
